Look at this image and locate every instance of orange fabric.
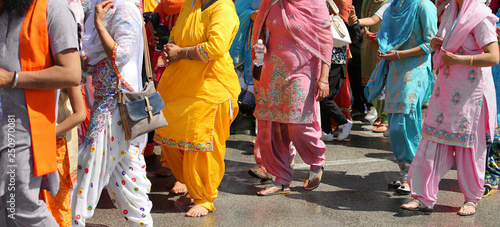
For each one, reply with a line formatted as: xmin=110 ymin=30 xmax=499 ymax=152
xmin=20 ymin=0 xmax=57 ymax=176
xmin=154 ymin=0 xmax=184 ymax=15
xmin=333 ymin=0 xmax=352 ymax=23
xmin=40 ymin=138 xmax=73 ymax=227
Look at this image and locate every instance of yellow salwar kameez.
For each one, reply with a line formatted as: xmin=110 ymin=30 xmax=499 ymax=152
xmin=154 ymin=0 xmax=240 ymax=211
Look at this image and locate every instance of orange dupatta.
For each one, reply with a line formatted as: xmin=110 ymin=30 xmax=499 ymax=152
xmin=20 ymin=0 xmax=57 ymax=176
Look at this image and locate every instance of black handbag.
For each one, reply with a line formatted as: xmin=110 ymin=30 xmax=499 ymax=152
xmin=116 ymin=14 xmax=168 ymax=141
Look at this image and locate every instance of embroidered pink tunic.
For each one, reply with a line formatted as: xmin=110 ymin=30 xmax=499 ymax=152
xmin=422 ymin=19 xmax=498 ymax=148
xmin=255 ymin=4 xmax=322 ymax=124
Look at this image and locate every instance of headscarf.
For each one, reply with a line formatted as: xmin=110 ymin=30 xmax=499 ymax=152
xmin=433 ymin=0 xmax=498 ymax=69
xmin=251 ymin=0 xmax=333 ymax=65
xmin=377 ymin=0 xmax=420 ymax=54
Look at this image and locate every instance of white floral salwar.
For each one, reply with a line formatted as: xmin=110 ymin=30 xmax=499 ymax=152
xmin=71 ymin=102 xmax=152 ymax=227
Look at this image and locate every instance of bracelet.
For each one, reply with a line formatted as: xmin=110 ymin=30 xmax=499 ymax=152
xmin=395 ymin=50 xmax=400 ymax=59
xmin=11 ymin=71 xmax=18 ymax=88
xmin=186 ymin=47 xmax=192 ymax=60
xmin=319 ymin=80 xmax=328 ymax=84
xmin=469 ymin=55 xmax=474 ymax=66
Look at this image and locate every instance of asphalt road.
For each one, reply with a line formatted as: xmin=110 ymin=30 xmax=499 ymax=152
xmin=87 ymin=114 xmax=500 ymax=227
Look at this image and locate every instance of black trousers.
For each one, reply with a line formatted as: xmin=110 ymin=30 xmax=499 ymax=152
xmin=347 ymin=50 xmax=370 ymax=114
xmin=320 ymin=64 xmax=348 ymax=134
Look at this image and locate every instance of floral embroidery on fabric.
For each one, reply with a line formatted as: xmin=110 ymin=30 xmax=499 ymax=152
xmin=85 ymin=59 xmax=119 ymax=145
xmin=451 ymin=91 xmax=461 ymax=105
xmin=196 ymin=43 xmax=210 ymax=63
xmin=435 ymin=112 xmax=444 ymax=125
xmin=434 ymin=86 xmax=440 ymax=98
xmin=478 ymin=95 xmax=483 ymax=106
xmin=111 ymin=43 xmax=135 ymax=92
xmin=408 ymin=91 xmax=416 ymax=103
xmin=394 ymin=89 xmax=400 ymax=101
xmin=422 ymin=124 xmax=475 ymax=148
xmin=392 ymin=66 xmax=399 ymax=84
xmin=467 ymin=67 xmax=477 ymax=83
xmin=444 ymin=66 xmax=450 ymax=78
xmin=256 ymin=53 xmax=312 ymax=122
xmin=403 ymin=70 xmax=412 ymax=84
xmin=458 ymin=117 xmax=469 ymax=132
xmin=154 ymin=134 xmax=213 ymax=151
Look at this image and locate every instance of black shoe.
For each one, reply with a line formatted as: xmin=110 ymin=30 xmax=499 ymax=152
xmin=396 ymin=185 xmax=410 ymax=195
xmin=388 ymin=181 xmax=401 ymax=189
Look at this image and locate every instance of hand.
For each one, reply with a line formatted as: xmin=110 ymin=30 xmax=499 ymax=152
xmin=440 ymin=47 xmax=458 ymax=66
xmin=348 ymin=5 xmax=357 ymax=25
xmin=0 ymin=68 xmax=15 ymax=88
xmin=165 ymin=43 xmax=182 ymax=64
xmin=315 ymin=81 xmax=329 ymax=101
xmin=81 ymin=54 xmax=90 ymax=71
xmin=379 ymin=50 xmax=399 ymax=61
xmin=161 ymin=45 xmax=170 ymax=66
xmin=366 ymin=31 xmax=378 ymax=44
xmin=94 ymin=0 xmax=114 ymax=26
xmin=430 ymin=36 xmax=443 ymax=52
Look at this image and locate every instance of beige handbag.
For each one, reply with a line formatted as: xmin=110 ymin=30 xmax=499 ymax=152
xmin=326 ymin=0 xmax=352 ymax=47
xmin=116 ymin=15 xmax=168 ymax=141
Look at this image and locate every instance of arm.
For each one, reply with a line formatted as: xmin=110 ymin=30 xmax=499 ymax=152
xmin=441 ymin=42 xmax=499 ymax=67
xmin=0 ymin=48 xmax=81 ymax=89
xmin=56 ymin=86 xmax=86 ymax=136
xmin=94 ymin=1 xmax=116 ymax=60
xmin=315 ymin=61 xmax=330 ymax=101
xmin=358 ymin=15 xmax=381 ymax=27
xmin=164 ymin=4 xmax=239 ymax=63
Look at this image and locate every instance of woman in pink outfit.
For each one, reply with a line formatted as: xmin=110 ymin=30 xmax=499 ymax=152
xmin=401 ymin=0 xmax=499 ymax=216
xmin=251 ymin=0 xmax=333 ymax=195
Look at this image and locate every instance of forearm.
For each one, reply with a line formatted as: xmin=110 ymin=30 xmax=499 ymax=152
xmin=95 ymin=23 xmax=115 ymax=60
xmin=358 ymin=16 xmax=380 ymax=27
xmin=11 ymin=50 xmax=81 ymax=89
xmin=178 ymin=46 xmax=204 ymax=62
xmin=397 ymin=46 xmax=426 ymax=59
xmin=452 ymin=53 xmax=499 ymax=67
xmin=56 ymin=86 xmax=86 ymax=136
xmin=319 ymin=61 xmax=330 ymax=83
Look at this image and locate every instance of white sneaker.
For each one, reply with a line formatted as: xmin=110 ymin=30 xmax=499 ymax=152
xmin=320 ymin=131 xmax=334 ymax=142
xmin=338 ymin=120 xmax=353 ymax=141
xmin=364 ymin=107 xmax=378 ymax=123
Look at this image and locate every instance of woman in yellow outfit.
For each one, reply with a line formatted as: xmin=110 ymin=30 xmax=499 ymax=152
xmin=154 ymin=0 xmax=240 ymax=217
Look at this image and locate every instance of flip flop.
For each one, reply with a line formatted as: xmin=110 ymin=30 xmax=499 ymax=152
xmin=482 ymin=185 xmax=498 ymax=198
xmin=372 ymin=124 xmax=388 ymax=133
xmin=396 ymin=185 xmax=410 ymax=195
xmin=458 ymin=201 xmax=477 ymax=216
xmin=388 ymin=181 xmax=402 ymax=189
xmin=401 ymin=199 xmax=433 ymax=214
xmin=304 ymin=166 xmax=324 ymax=191
xmin=257 ymin=182 xmax=291 ymax=196
xmin=248 ymin=168 xmax=272 ymax=181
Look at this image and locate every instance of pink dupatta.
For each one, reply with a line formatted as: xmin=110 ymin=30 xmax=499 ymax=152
xmin=251 ymin=0 xmax=333 ymax=65
xmin=433 ymin=0 xmax=497 ymax=69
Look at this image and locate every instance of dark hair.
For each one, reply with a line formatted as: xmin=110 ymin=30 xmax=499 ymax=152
xmin=1 ymin=0 xmax=35 ymax=15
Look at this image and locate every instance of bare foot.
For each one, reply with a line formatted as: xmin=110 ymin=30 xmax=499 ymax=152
xmin=175 ymin=194 xmax=194 ymax=207
xmin=458 ymin=201 xmax=477 ymax=216
xmin=154 ymin=166 xmax=173 ymax=177
xmin=170 ymin=181 xmax=187 ymax=195
xmin=185 ymin=205 xmax=209 ymax=217
xmin=256 ymin=185 xmax=290 ymax=196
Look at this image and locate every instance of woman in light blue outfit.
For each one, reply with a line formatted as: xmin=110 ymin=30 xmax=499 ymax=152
xmin=229 ymin=0 xmax=261 ymax=108
xmin=371 ymin=0 xmax=437 ymax=195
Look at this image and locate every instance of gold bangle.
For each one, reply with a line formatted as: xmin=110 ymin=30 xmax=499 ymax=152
xmin=469 ymin=55 xmax=474 ymax=66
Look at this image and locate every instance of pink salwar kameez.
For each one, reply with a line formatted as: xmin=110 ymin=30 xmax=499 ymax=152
xmin=407 ymin=0 xmax=498 ymax=208
xmin=251 ymin=0 xmax=333 ymax=186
